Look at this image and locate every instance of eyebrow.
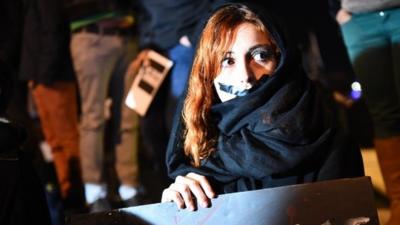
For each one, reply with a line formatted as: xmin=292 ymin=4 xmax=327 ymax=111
xmin=248 ymin=44 xmax=274 ymax=53
xmin=223 ymin=51 xmax=234 ymax=56
xmin=223 ymin=44 xmax=275 ymax=57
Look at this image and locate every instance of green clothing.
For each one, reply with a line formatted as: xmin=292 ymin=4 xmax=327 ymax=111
xmin=70 ymin=12 xmax=124 ymax=31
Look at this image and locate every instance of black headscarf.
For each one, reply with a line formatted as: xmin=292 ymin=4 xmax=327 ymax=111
xmin=166 ymin=3 xmax=363 ymax=194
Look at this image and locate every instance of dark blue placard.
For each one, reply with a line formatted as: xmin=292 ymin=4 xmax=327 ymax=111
xmin=67 ymin=177 xmax=379 ymax=225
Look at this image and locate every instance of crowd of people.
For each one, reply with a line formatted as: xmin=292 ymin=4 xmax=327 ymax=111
xmin=1 ymin=1 xmax=400 ymax=225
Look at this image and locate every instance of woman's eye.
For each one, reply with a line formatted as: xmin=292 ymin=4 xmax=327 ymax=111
xmin=252 ymin=50 xmax=271 ymax=62
xmin=221 ymin=57 xmax=235 ymax=67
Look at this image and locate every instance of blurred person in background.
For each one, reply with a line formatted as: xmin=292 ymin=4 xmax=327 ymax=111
xmin=67 ymin=0 xmax=144 ymax=212
xmin=331 ymin=1 xmax=400 ymax=224
xmin=18 ymin=0 xmax=86 ymax=214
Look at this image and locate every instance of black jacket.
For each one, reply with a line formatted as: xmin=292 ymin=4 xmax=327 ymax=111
xmin=137 ymin=0 xmax=232 ymax=50
xmin=19 ymin=0 xmax=75 ymax=84
xmin=166 ymin=3 xmax=364 ymax=194
xmin=64 ymin=0 xmax=135 ymax=21
xmin=0 ymin=0 xmax=23 ymax=71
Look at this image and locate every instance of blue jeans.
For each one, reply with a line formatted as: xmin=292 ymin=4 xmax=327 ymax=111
xmin=340 ymin=7 xmax=400 ymax=137
xmin=166 ymin=44 xmax=195 ymax=129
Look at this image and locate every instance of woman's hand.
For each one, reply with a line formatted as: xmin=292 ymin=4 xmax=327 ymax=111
xmin=179 ymin=35 xmax=191 ymax=47
xmin=161 ymin=172 xmax=216 ymax=211
xmin=126 ymin=49 xmax=150 ymax=77
xmin=336 ymin=8 xmax=352 ymax=25
xmin=344 ymin=217 xmax=370 ymax=225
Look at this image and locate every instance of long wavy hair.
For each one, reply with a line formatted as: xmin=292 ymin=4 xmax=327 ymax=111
xmin=183 ymin=4 xmax=273 ymax=167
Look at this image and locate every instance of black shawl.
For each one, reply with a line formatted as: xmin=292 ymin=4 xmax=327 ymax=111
xmin=166 ymin=3 xmax=363 ymax=194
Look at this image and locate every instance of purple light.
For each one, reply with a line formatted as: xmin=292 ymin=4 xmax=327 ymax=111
xmin=351 ymin=90 xmax=362 ymax=100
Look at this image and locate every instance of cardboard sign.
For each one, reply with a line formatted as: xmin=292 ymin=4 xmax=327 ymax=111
xmin=67 ymin=177 xmax=379 ymax=225
xmin=125 ymin=50 xmax=173 ymax=116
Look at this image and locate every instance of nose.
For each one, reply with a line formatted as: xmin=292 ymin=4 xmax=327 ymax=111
xmin=236 ymin=59 xmax=254 ymax=84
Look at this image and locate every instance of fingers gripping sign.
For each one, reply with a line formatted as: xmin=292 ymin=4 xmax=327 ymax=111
xmin=161 ymin=173 xmax=216 ymax=211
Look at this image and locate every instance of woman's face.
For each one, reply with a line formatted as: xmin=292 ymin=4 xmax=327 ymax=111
xmin=214 ymin=22 xmax=278 ymax=102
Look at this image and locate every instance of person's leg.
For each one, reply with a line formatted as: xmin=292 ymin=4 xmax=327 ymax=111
xmin=342 ymin=9 xmax=400 ymax=225
xmin=110 ymin=37 xmax=144 ymax=205
xmin=31 ymin=83 xmax=70 ymax=198
xmin=375 ymin=8 xmax=400 ymax=225
xmin=115 ymin=68 xmax=142 ymax=205
xmin=375 ymin=136 xmax=400 ymax=225
xmin=389 ymin=8 xmax=400 ymax=110
xmin=141 ymin=43 xmax=194 ymax=180
xmin=31 ymin=81 xmax=85 ymax=210
xmin=138 ymin=44 xmax=195 ymax=197
xmin=71 ymin=31 xmax=123 ymax=208
xmin=340 ymin=12 xmax=400 ymax=134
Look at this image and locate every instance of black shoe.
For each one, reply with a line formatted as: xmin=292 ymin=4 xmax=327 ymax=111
xmin=123 ymin=194 xmax=143 ymax=207
xmin=123 ymin=187 xmax=150 ymax=207
xmin=88 ymin=198 xmax=112 ymax=213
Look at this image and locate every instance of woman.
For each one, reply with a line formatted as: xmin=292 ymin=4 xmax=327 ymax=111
xmin=162 ymin=3 xmax=364 ymax=211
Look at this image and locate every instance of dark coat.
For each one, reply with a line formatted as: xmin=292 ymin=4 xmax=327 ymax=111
xmin=0 ymin=0 xmax=23 ymax=71
xmin=19 ymin=0 xmax=75 ymax=85
xmin=166 ymin=3 xmax=364 ymax=194
xmin=137 ymin=0 xmax=232 ymax=50
xmin=64 ymin=0 xmax=134 ymax=21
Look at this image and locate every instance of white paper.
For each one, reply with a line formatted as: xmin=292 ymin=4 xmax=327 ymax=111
xmin=125 ymin=50 xmax=173 ymax=116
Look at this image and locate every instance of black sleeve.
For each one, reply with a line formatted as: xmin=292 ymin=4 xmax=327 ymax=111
xmin=328 ymin=0 xmax=341 ymax=18
xmin=35 ymin=0 xmax=74 ymax=84
xmin=0 ymin=0 xmax=23 ymax=69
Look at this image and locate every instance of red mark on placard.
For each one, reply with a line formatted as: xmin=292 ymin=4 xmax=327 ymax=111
xmin=286 ymin=205 xmax=297 ymax=225
xmin=172 ymin=200 xmax=224 ymax=225
xmin=197 ymin=200 xmax=223 ymax=225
